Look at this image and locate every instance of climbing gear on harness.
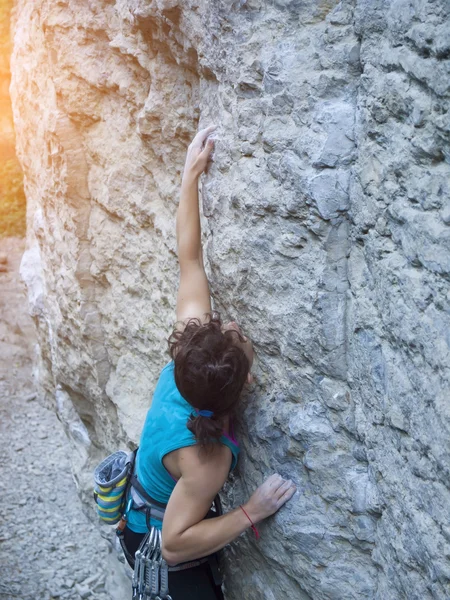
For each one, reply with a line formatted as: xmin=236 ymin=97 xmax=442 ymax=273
xmin=127 ymin=472 xmax=167 ymax=529
xmin=131 ymin=526 xmax=173 ymax=600
xmin=93 ymin=450 xmax=136 ymax=524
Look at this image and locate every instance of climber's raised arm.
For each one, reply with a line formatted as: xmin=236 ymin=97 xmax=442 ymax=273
xmin=176 ymin=125 xmax=216 ymax=324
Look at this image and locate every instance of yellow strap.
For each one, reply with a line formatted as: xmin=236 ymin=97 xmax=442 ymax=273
xmin=97 ymin=490 xmax=123 ymax=502
xmin=98 ymin=504 xmax=121 ymax=513
xmin=99 ymin=514 xmax=120 ymax=522
xmin=97 ymin=475 xmax=128 ymax=493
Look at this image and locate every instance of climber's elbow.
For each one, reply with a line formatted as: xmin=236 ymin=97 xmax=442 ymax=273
xmin=161 ymin=541 xmax=180 ymax=567
xmin=162 ymin=533 xmax=197 ymax=567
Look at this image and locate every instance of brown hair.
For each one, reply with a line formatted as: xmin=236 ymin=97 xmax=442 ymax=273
xmin=168 ymin=311 xmax=250 ymax=449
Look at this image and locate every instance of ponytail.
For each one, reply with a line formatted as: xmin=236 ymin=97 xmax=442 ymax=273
xmin=187 ymin=413 xmax=224 ymax=448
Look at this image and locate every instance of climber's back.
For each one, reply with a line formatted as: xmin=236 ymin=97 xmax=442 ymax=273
xmin=125 ymin=357 xmax=240 ymax=534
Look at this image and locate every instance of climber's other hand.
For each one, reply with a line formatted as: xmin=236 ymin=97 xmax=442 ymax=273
xmin=183 ymin=125 xmax=217 ymax=179
xmin=243 ymin=474 xmax=296 ymax=524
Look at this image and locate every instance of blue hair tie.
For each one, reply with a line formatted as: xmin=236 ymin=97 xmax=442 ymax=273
xmin=194 ymin=408 xmax=214 ymax=418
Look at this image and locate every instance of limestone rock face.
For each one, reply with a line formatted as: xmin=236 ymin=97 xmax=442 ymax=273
xmin=10 ymin=1 xmax=450 ymax=598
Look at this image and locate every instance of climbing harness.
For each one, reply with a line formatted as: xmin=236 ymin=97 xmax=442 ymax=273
xmin=116 ymin=469 xmax=223 ymax=583
xmin=94 ymin=448 xmax=223 ymax=599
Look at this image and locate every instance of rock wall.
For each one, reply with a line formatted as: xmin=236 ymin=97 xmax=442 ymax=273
xmin=10 ymin=1 xmax=450 ymax=599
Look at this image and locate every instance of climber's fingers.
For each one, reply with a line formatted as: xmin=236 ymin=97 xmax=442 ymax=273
xmin=274 ymin=478 xmax=294 ymax=500
xmin=191 ymin=125 xmax=217 ymax=149
xmin=276 ymin=482 xmax=297 ymax=509
xmin=199 ymin=136 xmax=215 ymax=161
xmin=183 ymin=125 xmax=217 ymax=177
xmin=267 ymin=473 xmax=285 ymax=491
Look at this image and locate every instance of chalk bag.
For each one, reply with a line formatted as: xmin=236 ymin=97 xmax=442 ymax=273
xmin=93 ymin=450 xmax=134 ymax=524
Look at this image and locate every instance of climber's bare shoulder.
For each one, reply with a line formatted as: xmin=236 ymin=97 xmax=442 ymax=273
xmin=162 ymin=444 xmax=232 ymax=533
xmin=170 ymin=313 xmax=209 ymax=358
xmin=173 ymin=305 xmax=211 ymax=346
xmin=164 ymin=442 xmax=232 ymax=483
xmin=173 ymin=312 xmax=210 ymax=333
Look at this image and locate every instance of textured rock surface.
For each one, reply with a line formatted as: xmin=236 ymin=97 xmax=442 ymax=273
xmin=10 ymin=1 xmax=450 ymax=599
xmin=0 ymin=237 xmax=130 ymax=600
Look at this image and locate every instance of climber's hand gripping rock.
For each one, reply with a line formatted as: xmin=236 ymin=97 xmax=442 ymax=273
xmin=182 ymin=124 xmax=216 ymax=180
xmin=243 ymin=474 xmax=297 ymax=524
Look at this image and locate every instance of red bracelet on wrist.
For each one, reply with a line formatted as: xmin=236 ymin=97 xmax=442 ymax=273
xmin=239 ymin=505 xmax=260 ymax=540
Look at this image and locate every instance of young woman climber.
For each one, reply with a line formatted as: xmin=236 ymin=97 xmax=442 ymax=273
xmin=121 ymin=125 xmax=297 ymax=599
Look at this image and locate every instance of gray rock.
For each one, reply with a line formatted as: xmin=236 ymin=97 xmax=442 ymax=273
xmin=9 ymin=0 xmax=450 ymax=599
xmin=74 ymin=584 xmax=91 ymax=599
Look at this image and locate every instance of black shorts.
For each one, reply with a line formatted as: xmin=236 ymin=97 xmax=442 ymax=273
xmin=122 ymin=526 xmax=224 ymax=600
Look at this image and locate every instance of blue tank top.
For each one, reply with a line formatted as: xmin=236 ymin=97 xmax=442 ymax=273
xmin=126 ymin=360 xmax=240 ymax=533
